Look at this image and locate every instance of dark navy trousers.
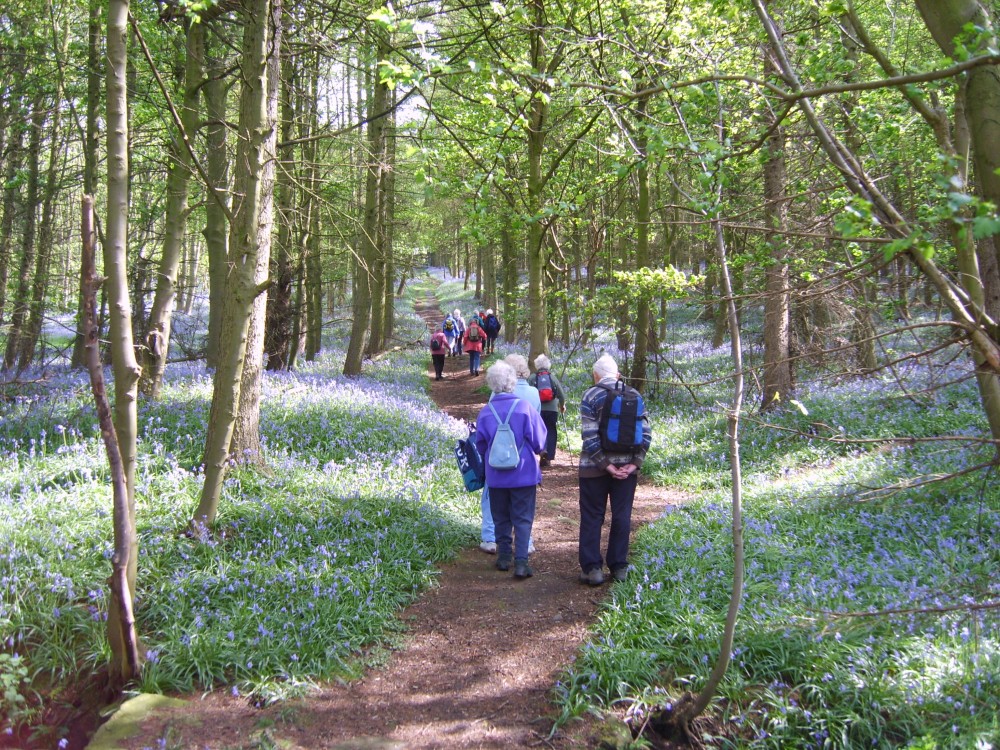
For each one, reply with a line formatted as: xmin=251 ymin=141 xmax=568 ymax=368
xmin=578 ymin=472 xmax=637 ymax=573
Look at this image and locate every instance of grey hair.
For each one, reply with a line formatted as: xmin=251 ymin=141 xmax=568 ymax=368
xmin=486 ymin=361 xmax=517 ymax=393
xmin=534 ymin=354 xmax=551 ymax=371
xmin=503 ymin=353 xmax=530 ymax=379
xmin=592 ymin=354 xmax=619 ymax=380
xmin=453 ymin=309 xmax=462 ymax=318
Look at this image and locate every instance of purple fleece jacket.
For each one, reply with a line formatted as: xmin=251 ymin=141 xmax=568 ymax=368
xmin=474 ymin=393 xmax=547 ymax=488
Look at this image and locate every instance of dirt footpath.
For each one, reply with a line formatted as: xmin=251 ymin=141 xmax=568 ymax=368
xmin=112 ymin=298 xmax=685 ymax=750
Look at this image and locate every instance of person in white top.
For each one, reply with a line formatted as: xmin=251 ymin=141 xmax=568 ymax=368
xmin=452 ymin=309 xmax=466 ymax=356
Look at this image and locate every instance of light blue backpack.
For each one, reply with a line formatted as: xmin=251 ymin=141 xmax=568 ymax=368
xmin=487 ymin=400 xmax=520 ymax=470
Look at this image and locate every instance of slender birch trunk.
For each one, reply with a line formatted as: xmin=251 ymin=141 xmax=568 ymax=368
xmin=104 ymin=0 xmax=142 ymax=683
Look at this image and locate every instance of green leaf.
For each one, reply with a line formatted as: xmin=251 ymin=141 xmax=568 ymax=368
xmin=972 ymin=214 xmax=1000 ymax=240
xmin=367 ymin=7 xmax=395 ymax=28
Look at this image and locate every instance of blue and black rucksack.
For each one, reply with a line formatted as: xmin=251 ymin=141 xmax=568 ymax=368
xmin=454 ymin=423 xmax=485 ymax=491
xmin=598 ymin=381 xmax=646 ymax=451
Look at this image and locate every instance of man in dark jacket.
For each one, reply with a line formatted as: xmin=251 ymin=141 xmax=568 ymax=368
xmin=577 ymin=354 xmax=651 ymax=586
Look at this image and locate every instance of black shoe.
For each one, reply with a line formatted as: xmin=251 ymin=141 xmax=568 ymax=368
xmin=611 ymin=566 xmax=629 ymax=582
xmin=496 ymin=555 xmax=511 ymax=571
xmin=579 ymin=568 xmax=604 ymax=586
xmin=513 ymin=561 xmax=533 ymax=579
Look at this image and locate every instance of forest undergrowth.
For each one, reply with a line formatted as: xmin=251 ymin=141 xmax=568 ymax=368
xmin=1 ymin=270 xmax=997 ymax=749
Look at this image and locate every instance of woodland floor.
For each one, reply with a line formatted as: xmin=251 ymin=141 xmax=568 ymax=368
xmin=60 ymin=297 xmax=688 ymax=750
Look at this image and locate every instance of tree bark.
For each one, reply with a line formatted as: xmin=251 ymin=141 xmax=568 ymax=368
xmin=72 ymin=0 xmax=103 ymax=368
xmin=233 ymin=0 xmax=281 ymax=463
xmin=265 ymin=35 xmax=297 ymax=372
xmin=629 ymin=92 xmax=652 ymax=393
xmin=761 ymin=14 xmax=793 ymax=411
xmin=502 ymin=226 xmax=518 ymax=342
xmin=193 ymin=0 xmax=277 ymax=526
xmin=203 ymin=29 xmax=231 ymax=371
xmin=363 ymin=32 xmax=390 ymax=358
xmin=3 ymin=95 xmax=45 ymax=372
xmin=141 ymin=20 xmax=203 ymax=398
xmin=526 ymin=0 xmax=550 ymax=364
xmin=914 ymin=0 xmax=1000 ymax=448
xmin=20 ymin=87 xmax=65 ymax=369
xmin=382 ymin=93 xmax=397 ymax=345
xmin=0 ymin=117 xmax=25 ymax=328
xmin=82 ymin=195 xmax=141 ymax=684
xmin=104 ymin=0 xmax=142 ymax=684
xmin=346 ymin=41 xmax=387 ymax=374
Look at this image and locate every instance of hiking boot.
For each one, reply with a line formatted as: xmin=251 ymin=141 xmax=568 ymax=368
xmin=479 ymin=541 xmax=497 ymax=554
xmin=579 ymin=568 xmax=604 ymax=586
xmin=513 ymin=561 xmax=533 ymax=579
xmin=611 ymin=566 xmax=629 ymax=582
xmin=496 ymin=554 xmax=511 ymax=571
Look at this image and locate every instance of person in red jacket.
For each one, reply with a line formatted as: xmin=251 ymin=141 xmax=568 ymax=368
xmin=429 ymin=329 xmax=449 ymax=380
xmin=464 ymin=317 xmax=485 ymax=375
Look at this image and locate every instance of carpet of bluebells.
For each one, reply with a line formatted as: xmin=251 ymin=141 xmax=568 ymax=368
xmin=0 ymin=275 xmax=478 ymax=737
xmin=553 ymin=308 xmax=1000 ymax=748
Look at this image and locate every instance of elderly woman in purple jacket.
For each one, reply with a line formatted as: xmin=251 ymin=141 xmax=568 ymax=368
xmin=475 ymin=361 xmax=547 ymax=579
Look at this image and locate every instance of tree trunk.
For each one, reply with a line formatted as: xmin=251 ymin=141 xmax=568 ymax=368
xmin=289 ymin=249 xmax=307 ymax=370
xmin=629 ymin=92 xmax=651 ymax=393
xmin=502 ymin=226 xmax=518 ymax=342
xmin=382 ymin=95 xmax=397 ymax=344
xmin=82 ymin=195 xmax=141 ymax=684
xmin=667 ymin=214 xmax=746 ymax=732
xmin=305 ymin=181 xmax=322 ymax=360
xmin=193 ymin=0 xmax=277 ymax=526
xmin=104 ymin=0 xmax=142 ymax=684
xmin=72 ymin=0 xmax=103 ymax=368
xmin=761 ymin=20 xmax=792 ymax=411
xmin=265 ymin=35 xmax=297 ymax=372
xmin=915 ymin=0 xmax=1000 ymax=447
xmin=526 ymin=0 xmax=550 ymax=364
xmin=303 ymin=62 xmax=322 ymax=361
xmin=182 ymin=237 xmax=200 ymax=314
xmin=232 ymin=3 xmax=280 ymax=464
xmin=659 ymin=87 xmax=746 ymax=729
xmin=3 ymin=95 xmax=44 ymax=373
xmin=363 ymin=33 xmax=390 ymax=357
xmin=483 ymin=237 xmax=496 ymax=309
xmin=20 ymin=88 xmax=65 ymax=369
xmin=348 ymin=41 xmax=387 ymax=372
xmin=203 ymin=30 xmax=231 ymax=371
xmin=141 ymin=20 xmax=203 ymax=398
xmin=0 ymin=120 xmax=24 ymax=328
